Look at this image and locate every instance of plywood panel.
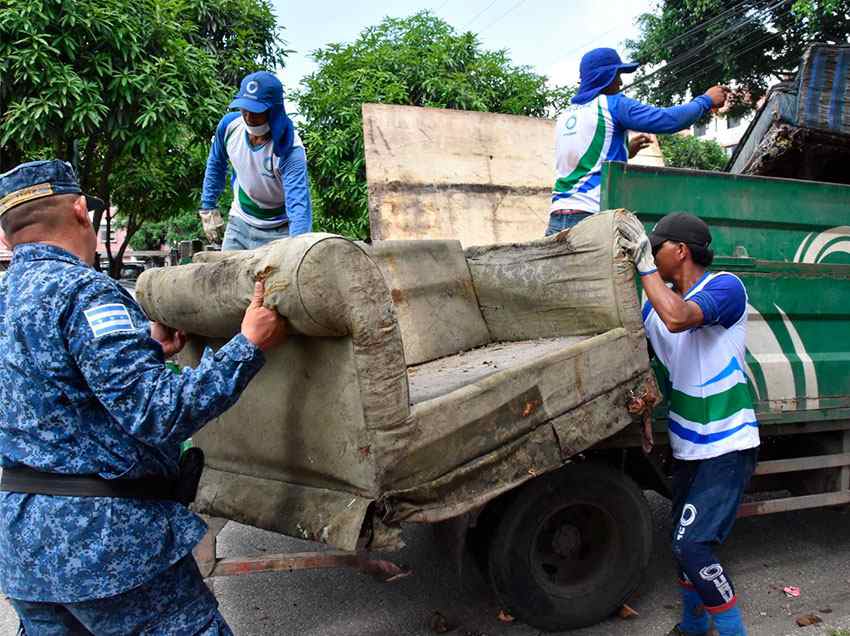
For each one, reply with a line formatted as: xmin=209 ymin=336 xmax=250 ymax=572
xmin=363 ymin=103 xmax=665 ymax=245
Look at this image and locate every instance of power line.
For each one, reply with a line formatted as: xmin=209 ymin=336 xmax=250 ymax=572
xmin=640 ymin=5 xmax=792 ymax=97
xmin=642 ymin=26 xmax=788 ymax=98
xmin=466 ymin=0 xmax=500 ymax=27
xmin=625 ymin=0 xmax=790 ymax=94
xmin=481 ymin=0 xmax=528 ymax=31
xmin=655 ymin=1 xmax=752 ymax=54
xmin=548 ymin=0 xmax=776 ymax=86
xmin=627 ymin=0 xmax=787 ymax=91
xmin=433 ymin=0 xmax=451 ymax=12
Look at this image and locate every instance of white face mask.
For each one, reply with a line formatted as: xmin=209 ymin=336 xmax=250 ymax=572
xmin=245 ymin=121 xmax=270 ymax=136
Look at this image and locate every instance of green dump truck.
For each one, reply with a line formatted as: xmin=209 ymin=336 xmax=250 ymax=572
xmin=136 ymin=160 xmax=850 ymax=633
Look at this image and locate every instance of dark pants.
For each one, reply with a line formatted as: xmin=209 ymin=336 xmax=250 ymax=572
xmin=544 ymin=211 xmax=593 ymax=236
xmin=10 ymin=556 xmax=231 ymax=636
xmin=671 ymin=448 xmax=758 ymax=611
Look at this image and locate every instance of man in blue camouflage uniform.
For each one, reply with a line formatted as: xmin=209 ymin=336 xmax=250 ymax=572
xmin=0 ymin=160 xmax=287 ymax=634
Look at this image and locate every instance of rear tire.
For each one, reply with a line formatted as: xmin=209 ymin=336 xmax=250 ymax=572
xmin=487 ymin=462 xmax=653 ymax=632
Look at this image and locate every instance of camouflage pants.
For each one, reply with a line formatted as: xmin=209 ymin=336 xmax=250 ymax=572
xmin=9 ymin=556 xmax=232 ymax=635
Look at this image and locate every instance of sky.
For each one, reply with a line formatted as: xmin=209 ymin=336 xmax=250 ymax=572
xmin=273 ymin=0 xmax=657 ymax=109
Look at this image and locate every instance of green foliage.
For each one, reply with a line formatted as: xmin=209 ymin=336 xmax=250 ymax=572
xmin=129 ymin=209 xmax=205 ymax=249
xmin=627 ymin=0 xmax=850 ymax=113
xmin=0 ymin=0 xmax=285 ymax=275
xmin=658 ymin=133 xmax=729 ymax=171
xmin=296 ymin=11 xmax=574 ymax=239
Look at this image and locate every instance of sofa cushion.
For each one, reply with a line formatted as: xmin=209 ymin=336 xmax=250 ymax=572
xmin=367 ymin=240 xmax=491 ymax=365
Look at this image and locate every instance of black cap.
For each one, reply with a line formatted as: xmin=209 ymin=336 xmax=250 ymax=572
xmin=649 ymin=212 xmax=712 ymax=253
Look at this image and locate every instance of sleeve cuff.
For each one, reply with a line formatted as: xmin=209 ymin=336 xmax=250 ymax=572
xmin=216 ymin=333 xmax=265 ymax=364
xmin=695 ymin=95 xmax=714 ymax=111
xmin=689 ymin=291 xmax=717 ymax=325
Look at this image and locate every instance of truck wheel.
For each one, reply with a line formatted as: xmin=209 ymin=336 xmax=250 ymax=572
xmin=488 ymin=462 xmax=653 ymax=632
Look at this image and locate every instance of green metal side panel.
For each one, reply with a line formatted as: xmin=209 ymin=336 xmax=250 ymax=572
xmin=601 ymin=162 xmax=850 ymax=426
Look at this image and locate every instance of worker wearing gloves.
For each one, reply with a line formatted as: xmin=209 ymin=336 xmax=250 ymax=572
xmin=199 ymin=70 xmax=312 ymax=249
xmin=0 ymin=160 xmax=286 ymax=634
xmin=547 ymin=48 xmax=728 ymax=236
xmin=622 ymin=212 xmax=759 ymax=636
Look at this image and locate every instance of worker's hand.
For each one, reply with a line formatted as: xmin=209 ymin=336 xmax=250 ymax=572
xmin=198 ymin=208 xmax=224 ymax=244
xmin=619 ymin=214 xmax=657 ymax=277
xmin=628 ymin=133 xmax=653 ymax=158
xmin=241 ymin=280 xmax=287 ymax=352
xmin=151 ymin=322 xmax=187 ymax=358
xmin=705 ymin=85 xmax=729 ymax=109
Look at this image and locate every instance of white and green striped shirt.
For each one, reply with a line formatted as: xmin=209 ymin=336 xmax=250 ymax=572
xmin=643 ymin=272 xmax=760 ymax=460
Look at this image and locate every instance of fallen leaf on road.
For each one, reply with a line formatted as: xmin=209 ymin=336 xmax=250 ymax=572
xmin=783 ymin=586 xmax=801 ymax=598
xmin=795 ymin=613 xmax=822 ymax=627
xmin=619 ymin=604 xmax=639 ymax=619
xmin=819 ymin=607 xmax=833 ymax=614
xmin=496 ymin=610 xmax=515 ymax=623
xmin=430 ymin=611 xmax=455 ymax=633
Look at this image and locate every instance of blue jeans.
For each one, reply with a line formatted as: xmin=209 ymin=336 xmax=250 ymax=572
xmin=671 ymin=448 xmax=758 ymax=612
xmin=222 ymin=214 xmax=289 ymax=250
xmin=10 ymin=556 xmax=232 ymax=636
xmin=544 ymin=211 xmax=593 ymax=236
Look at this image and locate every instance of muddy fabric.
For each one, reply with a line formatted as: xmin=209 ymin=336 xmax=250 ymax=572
xmin=365 ymin=240 xmax=490 ymax=365
xmin=135 ymin=213 xmax=653 ymax=551
xmin=465 ymin=210 xmax=644 ymax=341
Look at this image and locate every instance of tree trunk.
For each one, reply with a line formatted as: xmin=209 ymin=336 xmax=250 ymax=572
xmin=109 ymin=215 xmax=140 ymax=280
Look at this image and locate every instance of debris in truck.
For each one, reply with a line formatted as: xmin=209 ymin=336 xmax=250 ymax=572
xmin=728 ymin=44 xmax=850 ymax=184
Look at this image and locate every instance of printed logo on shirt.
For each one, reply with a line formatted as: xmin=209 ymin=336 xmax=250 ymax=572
xmin=84 ymin=304 xmax=135 ymax=338
xmin=262 ymin=156 xmax=275 ymax=178
xmin=562 ymin=114 xmax=578 ymax=136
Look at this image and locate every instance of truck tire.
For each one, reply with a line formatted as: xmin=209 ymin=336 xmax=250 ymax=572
xmin=487 ymin=462 xmax=653 ymax=632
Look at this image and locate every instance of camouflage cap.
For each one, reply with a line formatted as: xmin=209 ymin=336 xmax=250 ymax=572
xmin=0 ymin=160 xmax=105 ymax=217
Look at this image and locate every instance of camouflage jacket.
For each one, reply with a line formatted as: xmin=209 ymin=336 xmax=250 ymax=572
xmin=0 ymin=243 xmax=264 ymax=602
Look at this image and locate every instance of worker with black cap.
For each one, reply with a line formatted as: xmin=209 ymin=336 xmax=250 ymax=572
xmin=547 ymin=48 xmax=729 ymax=236
xmin=622 ymin=212 xmax=759 ymax=636
xmin=0 ymin=159 xmax=287 ymax=633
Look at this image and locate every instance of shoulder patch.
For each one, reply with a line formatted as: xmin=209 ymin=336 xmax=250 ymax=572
xmin=84 ymin=303 xmax=134 ymax=338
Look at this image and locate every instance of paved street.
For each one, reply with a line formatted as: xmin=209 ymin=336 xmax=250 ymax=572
xmin=2 ymin=493 xmax=850 ymax=635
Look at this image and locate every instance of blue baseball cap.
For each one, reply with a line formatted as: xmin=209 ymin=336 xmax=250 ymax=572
xmin=229 ymin=71 xmax=284 ymax=113
xmin=0 ymin=160 xmax=105 ymax=218
xmin=572 ymin=48 xmax=640 ymax=105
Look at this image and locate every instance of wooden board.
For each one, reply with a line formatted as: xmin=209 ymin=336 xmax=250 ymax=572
xmin=363 ymin=103 xmax=665 ymax=246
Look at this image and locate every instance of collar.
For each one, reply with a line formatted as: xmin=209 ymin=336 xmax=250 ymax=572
xmin=682 ymin=270 xmax=711 ymax=299
xmin=12 ymin=242 xmax=88 ymax=267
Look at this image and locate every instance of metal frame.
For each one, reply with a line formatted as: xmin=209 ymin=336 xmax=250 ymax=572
xmin=192 ymin=516 xmax=410 ymax=582
xmin=738 ymin=430 xmax=850 ymax=517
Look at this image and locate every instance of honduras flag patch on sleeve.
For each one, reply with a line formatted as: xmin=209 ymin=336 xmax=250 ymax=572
xmin=84 ymin=303 xmax=135 ymax=338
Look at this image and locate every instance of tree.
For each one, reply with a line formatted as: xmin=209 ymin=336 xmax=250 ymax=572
xmin=627 ymin=0 xmax=850 ymax=114
xmin=295 ymin=11 xmax=574 ymax=239
xmin=0 ymin=0 xmax=286 ymax=276
xmin=658 ymin=134 xmax=730 ymax=171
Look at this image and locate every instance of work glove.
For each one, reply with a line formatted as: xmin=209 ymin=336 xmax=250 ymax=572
xmin=619 ymin=213 xmax=657 ymax=276
xmin=198 ymin=208 xmax=224 ymax=244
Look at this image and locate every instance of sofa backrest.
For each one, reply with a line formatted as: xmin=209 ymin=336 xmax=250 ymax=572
xmin=464 ymin=211 xmax=644 ymax=341
xmin=366 ymin=240 xmax=491 ymax=366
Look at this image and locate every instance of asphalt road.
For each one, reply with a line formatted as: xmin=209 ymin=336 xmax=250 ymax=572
xmin=2 ymin=493 xmax=850 ymax=635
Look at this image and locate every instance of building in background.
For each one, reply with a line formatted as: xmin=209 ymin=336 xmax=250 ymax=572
xmin=688 ymin=109 xmax=756 ymax=158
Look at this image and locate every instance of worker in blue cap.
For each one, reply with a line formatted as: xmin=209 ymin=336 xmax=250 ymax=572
xmin=547 ymin=48 xmax=728 ymax=236
xmin=0 ymin=159 xmax=287 ymax=633
xmin=199 ymin=70 xmax=312 ymax=249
